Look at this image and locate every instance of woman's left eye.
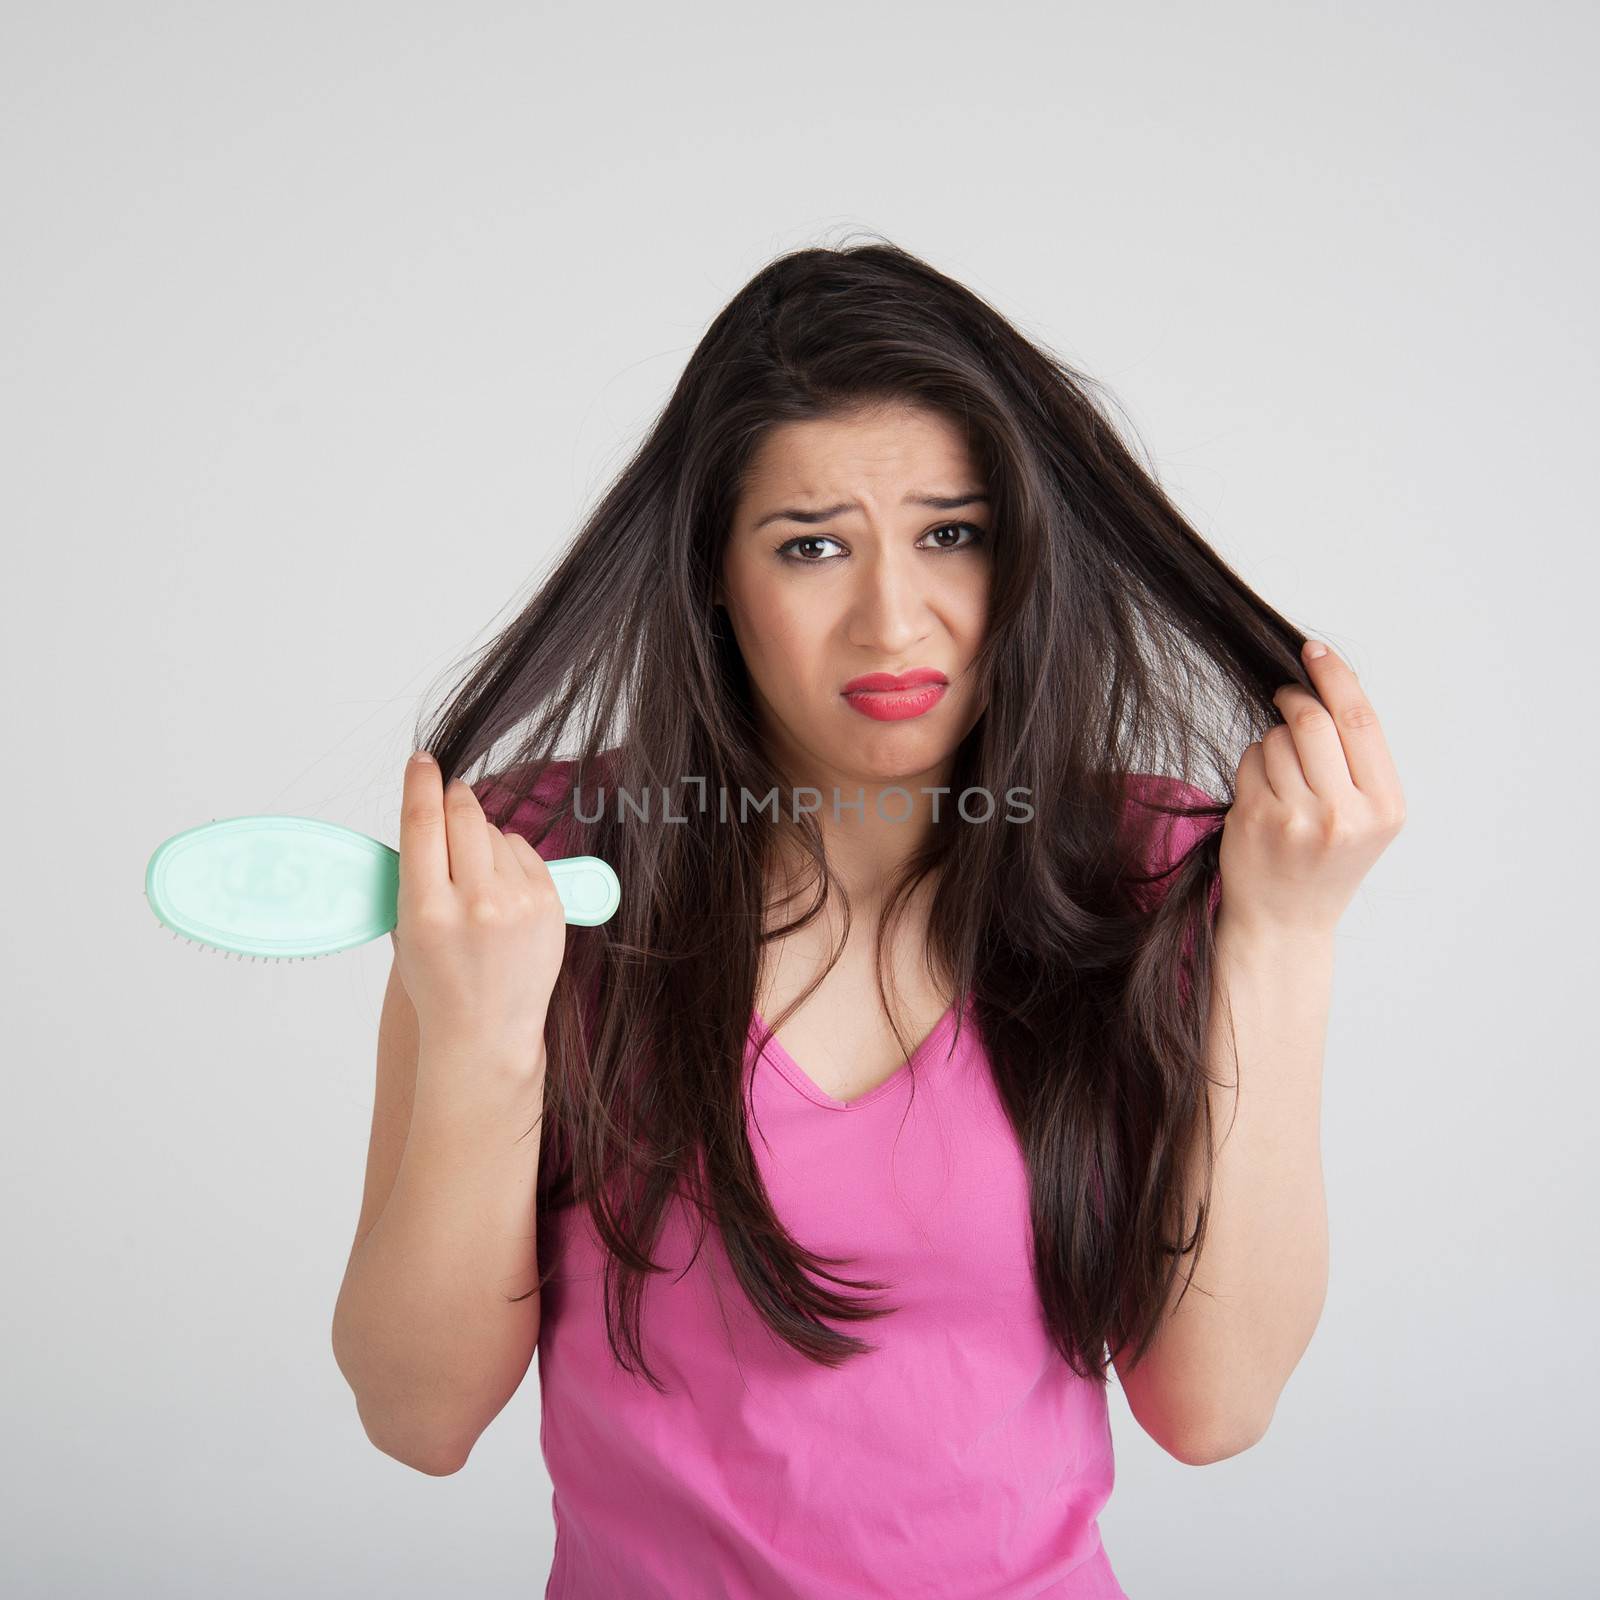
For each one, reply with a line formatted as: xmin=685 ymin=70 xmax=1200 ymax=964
xmin=919 ymin=522 xmax=986 ymax=551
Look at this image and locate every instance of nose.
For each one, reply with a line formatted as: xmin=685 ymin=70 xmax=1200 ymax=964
xmin=845 ymin=546 xmax=931 ymax=656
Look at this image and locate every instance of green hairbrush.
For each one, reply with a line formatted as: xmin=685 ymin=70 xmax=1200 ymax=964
xmin=144 ymin=815 xmax=620 ymax=961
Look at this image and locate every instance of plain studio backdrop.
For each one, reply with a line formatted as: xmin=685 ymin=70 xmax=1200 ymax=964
xmin=4 ymin=3 xmax=1593 ymax=1596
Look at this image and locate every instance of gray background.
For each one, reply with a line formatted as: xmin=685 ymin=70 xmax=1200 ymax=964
xmin=5 ymin=2 xmax=1594 ymax=1594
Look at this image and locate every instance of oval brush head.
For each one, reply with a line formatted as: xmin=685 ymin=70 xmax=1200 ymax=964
xmin=144 ymin=816 xmax=621 ymax=961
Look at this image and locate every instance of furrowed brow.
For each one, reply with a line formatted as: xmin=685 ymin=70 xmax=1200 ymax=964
xmin=753 ymin=491 xmax=990 ymax=531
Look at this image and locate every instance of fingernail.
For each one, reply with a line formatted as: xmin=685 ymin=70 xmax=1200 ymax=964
xmin=1303 ymin=639 xmax=1328 ymax=659
xmin=410 ymin=749 xmax=435 ymax=765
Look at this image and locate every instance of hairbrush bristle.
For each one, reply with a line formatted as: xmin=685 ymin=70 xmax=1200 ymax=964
xmin=166 ymin=928 xmax=325 ymax=963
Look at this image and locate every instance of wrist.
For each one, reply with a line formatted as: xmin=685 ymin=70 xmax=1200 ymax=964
xmin=1214 ymin=906 xmax=1338 ymax=953
xmin=417 ymin=1026 xmax=548 ymax=1083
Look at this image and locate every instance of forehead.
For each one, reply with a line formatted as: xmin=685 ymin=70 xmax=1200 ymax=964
xmin=737 ymin=404 xmax=981 ymax=501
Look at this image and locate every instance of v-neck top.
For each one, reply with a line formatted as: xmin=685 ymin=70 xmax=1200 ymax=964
xmin=530 ymin=991 xmax=1128 ymax=1599
xmin=748 ymin=1001 xmax=960 ymax=1111
xmin=470 ymin=762 xmax=1214 ymax=1600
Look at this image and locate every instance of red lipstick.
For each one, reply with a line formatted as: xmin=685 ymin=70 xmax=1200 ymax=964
xmin=841 ymin=668 xmax=949 ymax=722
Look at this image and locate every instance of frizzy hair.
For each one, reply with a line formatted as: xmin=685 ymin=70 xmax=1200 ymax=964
xmin=411 ymin=235 xmax=1316 ymax=1392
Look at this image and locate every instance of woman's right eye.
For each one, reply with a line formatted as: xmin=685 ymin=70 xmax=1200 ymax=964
xmin=775 ymin=535 xmax=845 ymax=563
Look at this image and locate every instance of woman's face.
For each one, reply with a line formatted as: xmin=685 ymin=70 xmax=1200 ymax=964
xmin=719 ymin=402 xmax=992 ymax=791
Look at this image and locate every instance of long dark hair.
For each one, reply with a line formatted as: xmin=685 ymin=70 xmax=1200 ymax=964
xmin=412 ymin=237 xmax=1316 ymax=1393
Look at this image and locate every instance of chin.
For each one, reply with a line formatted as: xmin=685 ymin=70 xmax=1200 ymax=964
xmin=837 ymin=737 xmax=950 ymax=786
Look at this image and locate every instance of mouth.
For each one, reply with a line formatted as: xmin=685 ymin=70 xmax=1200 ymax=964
xmin=840 ymin=668 xmax=949 ymax=722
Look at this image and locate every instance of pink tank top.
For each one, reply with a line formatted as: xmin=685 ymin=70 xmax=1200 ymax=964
xmin=473 ymin=763 xmax=1214 ymax=1598
xmin=534 ymin=1007 xmax=1129 ymax=1598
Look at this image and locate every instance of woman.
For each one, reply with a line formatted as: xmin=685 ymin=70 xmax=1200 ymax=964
xmin=331 ymin=240 xmax=1406 ymax=1598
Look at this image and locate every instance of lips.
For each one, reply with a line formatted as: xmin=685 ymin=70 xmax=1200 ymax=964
xmin=840 ymin=668 xmax=950 ymax=722
xmin=841 ymin=669 xmax=948 ymax=693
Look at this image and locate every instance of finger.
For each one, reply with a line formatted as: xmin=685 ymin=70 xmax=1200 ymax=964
xmin=1299 ymin=640 xmax=1404 ymax=800
xmin=486 ymin=821 xmax=525 ymax=877
xmin=443 ymin=776 xmax=497 ymax=888
xmin=500 ymin=827 xmax=546 ymax=876
xmin=1270 ymin=681 xmax=1352 ymax=799
xmin=398 ymin=752 xmax=450 ymax=906
xmin=1235 ymin=738 xmax=1271 ymax=802
xmin=1261 ymin=721 xmax=1314 ymax=801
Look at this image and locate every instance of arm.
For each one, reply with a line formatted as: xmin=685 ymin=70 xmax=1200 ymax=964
xmin=1115 ymin=639 xmax=1401 ymax=1465
xmin=1113 ymin=912 xmax=1334 ymax=1464
xmin=331 ymin=955 xmax=547 ymax=1475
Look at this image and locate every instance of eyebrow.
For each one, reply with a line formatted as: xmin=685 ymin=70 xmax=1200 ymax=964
xmin=752 ymin=490 xmax=990 ymax=531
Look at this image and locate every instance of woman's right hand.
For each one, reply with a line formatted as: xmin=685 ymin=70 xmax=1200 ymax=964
xmin=390 ymin=751 xmax=568 ymax=1074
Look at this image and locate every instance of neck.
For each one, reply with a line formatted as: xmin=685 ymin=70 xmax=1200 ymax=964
xmin=765 ymin=773 xmax=953 ymax=907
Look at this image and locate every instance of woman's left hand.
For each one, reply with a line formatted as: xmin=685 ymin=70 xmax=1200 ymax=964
xmin=1218 ymin=639 xmax=1407 ymax=941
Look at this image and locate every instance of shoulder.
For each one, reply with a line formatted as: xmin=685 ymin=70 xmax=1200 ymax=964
xmin=1116 ymin=772 xmax=1225 ymax=904
xmin=471 ymin=750 xmax=618 ymax=859
xmin=1120 ymin=770 xmax=1218 ymax=810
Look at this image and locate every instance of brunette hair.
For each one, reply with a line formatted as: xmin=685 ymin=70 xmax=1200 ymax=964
xmin=412 ymin=235 xmax=1316 ymax=1392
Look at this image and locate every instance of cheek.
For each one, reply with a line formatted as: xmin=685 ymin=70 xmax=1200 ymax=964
xmin=939 ymin=572 xmax=991 ymax=652
xmin=747 ymin=610 xmax=824 ymax=693
xmin=729 ymin=566 xmax=806 ymax=646
xmin=727 ymin=582 xmax=825 ymax=688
